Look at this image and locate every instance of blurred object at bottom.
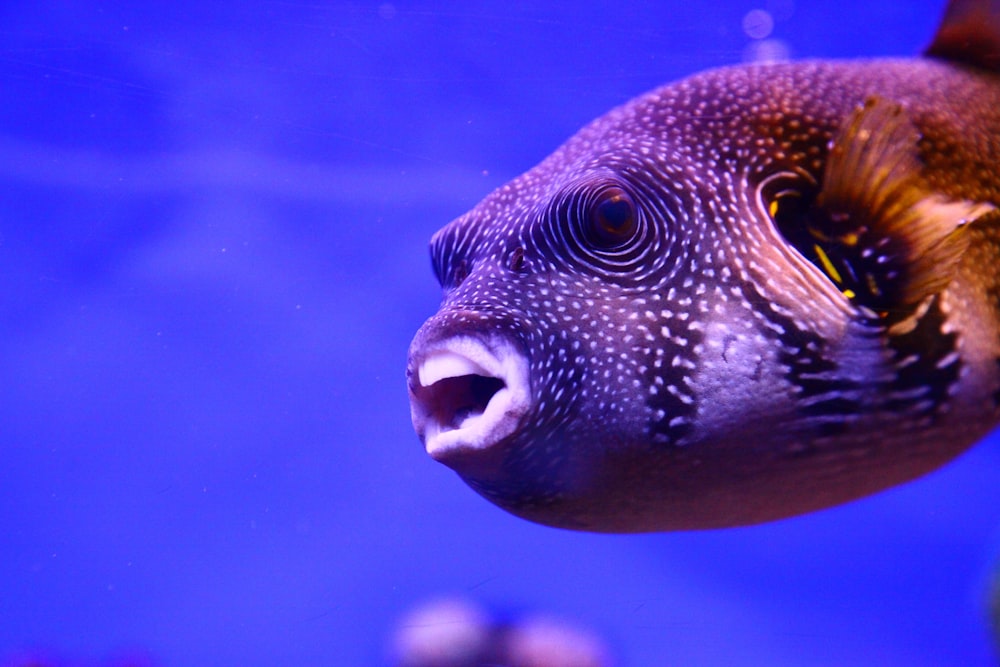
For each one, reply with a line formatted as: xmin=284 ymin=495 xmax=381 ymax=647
xmin=389 ymin=596 xmax=615 ymax=667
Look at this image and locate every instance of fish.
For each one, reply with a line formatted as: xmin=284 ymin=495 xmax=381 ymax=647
xmin=405 ymin=0 xmax=1000 ymax=532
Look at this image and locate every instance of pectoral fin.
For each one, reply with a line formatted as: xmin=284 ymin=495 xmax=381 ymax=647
xmin=804 ymin=96 xmax=994 ymax=314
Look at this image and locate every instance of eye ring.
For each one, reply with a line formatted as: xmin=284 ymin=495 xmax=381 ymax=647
xmin=587 ymin=186 xmax=638 ymax=248
xmin=532 ymin=174 xmax=681 ymax=286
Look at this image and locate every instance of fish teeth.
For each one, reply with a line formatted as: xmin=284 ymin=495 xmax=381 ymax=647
xmin=418 ymin=351 xmax=490 ymax=387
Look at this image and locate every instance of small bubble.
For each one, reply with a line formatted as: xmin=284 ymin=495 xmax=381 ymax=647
xmin=378 ymin=3 xmax=397 ymax=20
xmin=742 ymin=9 xmax=774 ymax=40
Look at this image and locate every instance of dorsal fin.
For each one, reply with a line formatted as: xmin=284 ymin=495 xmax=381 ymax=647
xmin=925 ymin=0 xmax=1000 ymax=71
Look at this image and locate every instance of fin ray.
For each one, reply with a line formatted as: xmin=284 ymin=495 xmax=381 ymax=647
xmin=809 ymin=97 xmax=994 ymax=310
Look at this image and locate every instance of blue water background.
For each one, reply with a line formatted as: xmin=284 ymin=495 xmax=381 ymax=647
xmin=2 ymin=1 xmax=999 ymax=665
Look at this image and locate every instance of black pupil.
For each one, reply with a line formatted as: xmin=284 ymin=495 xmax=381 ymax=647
xmin=591 ymin=190 xmax=635 ymax=245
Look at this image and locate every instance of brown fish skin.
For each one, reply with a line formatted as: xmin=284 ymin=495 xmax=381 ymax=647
xmin=406 ymin=44 xmax=1000 ymax=530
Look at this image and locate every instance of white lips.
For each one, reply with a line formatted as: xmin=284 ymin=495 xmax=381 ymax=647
xmin=409 ymin=336 xmax=530 ymax=459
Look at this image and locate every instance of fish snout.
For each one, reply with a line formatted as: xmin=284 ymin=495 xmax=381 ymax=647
xmin=407 ymin=317 xmax=532 ymax=473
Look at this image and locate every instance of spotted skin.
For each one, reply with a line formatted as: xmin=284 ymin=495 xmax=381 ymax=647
xmin=407 ymin=57 xmax=1000 ymax=532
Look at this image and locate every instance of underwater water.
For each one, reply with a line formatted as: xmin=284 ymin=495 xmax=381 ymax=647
xmin=2 ymin=1 xmax=1000 ymax=665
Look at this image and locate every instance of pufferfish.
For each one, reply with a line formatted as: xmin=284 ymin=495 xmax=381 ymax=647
xmin=406 ymin=0 xmax=1000 ymax=532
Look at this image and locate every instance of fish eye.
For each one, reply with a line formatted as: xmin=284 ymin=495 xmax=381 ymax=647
xmin=587 ymin=186 xmax=638 ymax=248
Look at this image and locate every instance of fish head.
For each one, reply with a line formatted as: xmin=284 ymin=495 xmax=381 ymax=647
xmin=406 ymin=80 xmax=824 ymax=531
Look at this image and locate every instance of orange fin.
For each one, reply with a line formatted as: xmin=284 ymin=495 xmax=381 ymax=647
xmin=809 ymin=97 xmax=994 ymax=309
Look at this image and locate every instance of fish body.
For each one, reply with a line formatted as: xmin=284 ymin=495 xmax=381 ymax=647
xmin=406 ymin=1 xmax=1000 ymax=531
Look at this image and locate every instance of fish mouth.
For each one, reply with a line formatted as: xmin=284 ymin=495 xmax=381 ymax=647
xmin=407 ymin=336 xmax=530 ymax=464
